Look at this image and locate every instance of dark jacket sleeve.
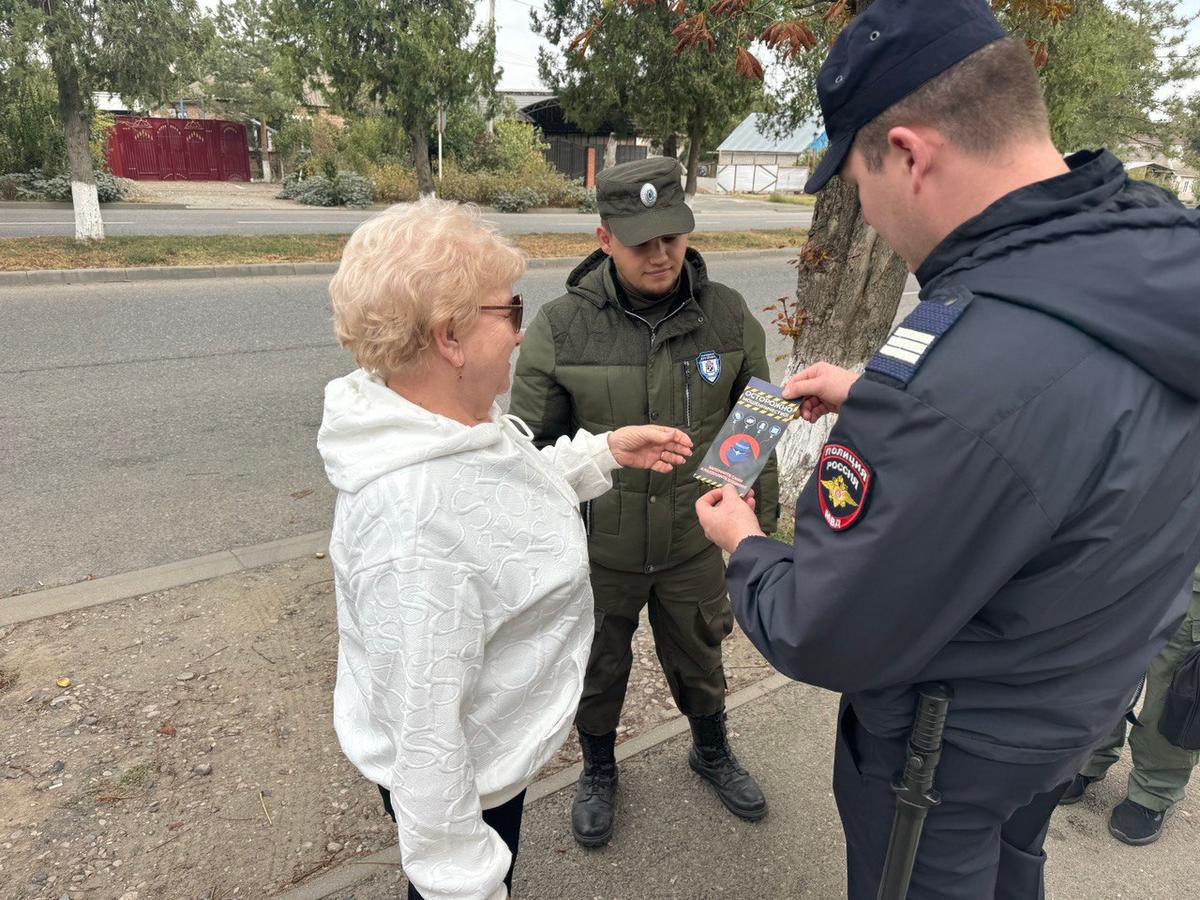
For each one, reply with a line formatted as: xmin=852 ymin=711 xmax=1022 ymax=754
xmin=509 ymin=308 xmax=573 ymax=448
xmin=731 ymin=300 xmax=781 ymax=534
xmin=726 ymin=378 xmax=1055 ymax=694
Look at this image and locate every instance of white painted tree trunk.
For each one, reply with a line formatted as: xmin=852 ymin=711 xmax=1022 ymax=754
xmin=54 ymin=59 xmax=104 ymax=241
xmin=260 ymin=118 xmax=272 ymax=183
xmin=778 ymin=175 xmax=908 ymax=505
xmin=69 ymin=179 xmax=104 ymax=242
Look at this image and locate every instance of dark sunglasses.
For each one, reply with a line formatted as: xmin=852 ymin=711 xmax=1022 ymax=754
xmin=479 ymin=294 xmax=524 ymax=331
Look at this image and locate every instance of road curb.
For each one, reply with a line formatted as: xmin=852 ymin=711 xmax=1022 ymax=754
xmin=0 ymin=261 xmax=341 ymax=286
xmin=0 ymin=201 xmax=188 ymax=210
xmin=274 ymin=672 xmax=794 ymax=900
xmin=0 ymin=248 xmax=798 ymax=288
xmin=0 ymin=531 xmax=329 ymax=627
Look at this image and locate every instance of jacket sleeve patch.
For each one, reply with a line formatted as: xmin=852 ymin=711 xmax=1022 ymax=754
xmin=817 ymin=443 xmax=873 ymax=531
xmin=866 ymin=300 xmax=964 ymax=385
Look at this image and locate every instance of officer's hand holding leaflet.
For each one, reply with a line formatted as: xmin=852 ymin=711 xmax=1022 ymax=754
xmin=782 ymin=362 xmax=857 ymax=423
xmin=695 ymin=360 xmax=855 ymax=553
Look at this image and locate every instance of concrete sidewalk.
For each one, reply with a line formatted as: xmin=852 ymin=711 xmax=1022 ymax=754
xmin=287 ymin=683 xmax=1198 ymax=900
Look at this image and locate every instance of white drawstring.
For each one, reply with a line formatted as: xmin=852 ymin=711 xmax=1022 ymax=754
xmin=502 ymin=413 xmax=536 ymax=441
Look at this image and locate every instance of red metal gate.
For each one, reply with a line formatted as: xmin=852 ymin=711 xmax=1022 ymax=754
xmin=106 ymin=116 xmax=251 ymax=181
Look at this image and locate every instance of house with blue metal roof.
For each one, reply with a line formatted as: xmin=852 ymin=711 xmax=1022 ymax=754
xmin=715 ymin=113 xmax=827 ymax=193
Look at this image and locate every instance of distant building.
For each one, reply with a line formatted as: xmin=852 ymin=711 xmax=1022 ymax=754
xmin=715 ymin=113 xmax=828 ymax=193
xmin=1124 ymin=160 xmax=1196 ymax=204
xmin=93 ymin=92 xmax=132 ymax=115
xmin=498 ymin=89 xmax=649 ymax=181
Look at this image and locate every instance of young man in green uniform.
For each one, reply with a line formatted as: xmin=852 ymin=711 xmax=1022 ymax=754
xmin=1060 ymin=563 xmax=1200 ymax=845
xmin=509 ymin=156 xmax=780 ymax=847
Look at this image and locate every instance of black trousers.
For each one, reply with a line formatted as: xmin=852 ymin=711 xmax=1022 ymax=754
xmin=834 ymin=699 xmax=1087 ymax=900
xmin=379 ymin=785 xmax=527 ymax=900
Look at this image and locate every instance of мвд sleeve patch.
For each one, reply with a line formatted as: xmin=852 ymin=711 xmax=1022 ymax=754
xmin=817 ymin=443 xmax=872 ymax=531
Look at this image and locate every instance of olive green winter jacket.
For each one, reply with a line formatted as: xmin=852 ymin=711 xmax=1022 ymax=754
xmin=510 ymin=247 xmax=780 ymax=575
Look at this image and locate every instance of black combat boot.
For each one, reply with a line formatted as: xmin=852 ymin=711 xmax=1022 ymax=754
xmin=688 ymin=712 xmax=768 ymax=821
xmin=1057 ymin=773 xmax=1101 ymax=806
xmin=1109 ymin=798 xmax=1173 ymax=846
xmin=572 ymin=729 xmax=618 ymax=847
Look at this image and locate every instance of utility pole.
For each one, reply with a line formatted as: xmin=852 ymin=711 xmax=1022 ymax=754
xmin=486 ymin=0 xmax=496 ymax=135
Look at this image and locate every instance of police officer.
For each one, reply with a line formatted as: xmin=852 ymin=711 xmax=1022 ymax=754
xmin=1060 ymin=562 xmax=1200 ymax=846
xmin=510 ymin=156 xmax=779 ymax=847
xmin=694 ymin=1 xmax=1200 ymax=897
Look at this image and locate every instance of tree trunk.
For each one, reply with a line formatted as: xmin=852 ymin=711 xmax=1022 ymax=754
xmin=684 ymin=119 xmax=704 ymax=200
xmin=777 ymin=175 xmax=908 ymax=504
xmin=260 ymin=118 xmax=272 ymax=183
xmin=53 ymin=59 xmax=103 ymax=242
xmin=409 ymin=118 xmax=436 ymax=197
xmin=662 ymin=133 xmax=678 ymax=160
xmin=773 ymin=0 xmax=906 ymax=505
xmin=604 ymin=133 xmax=617 ymax=170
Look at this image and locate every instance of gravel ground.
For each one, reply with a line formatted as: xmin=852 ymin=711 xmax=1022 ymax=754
xmin=0 ymin=555 xmax=774 ymax=899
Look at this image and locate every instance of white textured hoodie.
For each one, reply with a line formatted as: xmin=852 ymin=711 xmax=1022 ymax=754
xmin=317 ymin=369 xmax=618 ymax=900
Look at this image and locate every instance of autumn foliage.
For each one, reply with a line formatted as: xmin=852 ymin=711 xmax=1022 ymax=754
xmin=575 ymin=0 xmax=1072 ymax=83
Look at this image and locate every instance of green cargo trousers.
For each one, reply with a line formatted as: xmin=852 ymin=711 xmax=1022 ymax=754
xmin=1083 ymin=585 xmax=1200 ymax=812
xmin=575 ymin=544 xmax=732 ymax=736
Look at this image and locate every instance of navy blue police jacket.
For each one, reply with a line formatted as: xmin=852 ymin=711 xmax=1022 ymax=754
xmin=728 ymin=150 xmax=1200 ymax=763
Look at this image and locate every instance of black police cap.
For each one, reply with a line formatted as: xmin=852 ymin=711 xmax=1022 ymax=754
xmin=805 ymin=0 xmax=1007 ymax=194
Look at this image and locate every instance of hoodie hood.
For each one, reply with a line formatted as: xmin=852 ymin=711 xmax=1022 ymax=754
xmin=318 ymin=369 xmax=504 ymax=493
xmin=918 ymin=150 xmax=1200 ymax=399
xmin=565 ymin=246 xmax=711 ymax=309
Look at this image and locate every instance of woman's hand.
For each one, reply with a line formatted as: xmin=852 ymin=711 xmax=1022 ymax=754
xmin=695 ymin=485 xmax=763 ymax=553
xmin=608 ymin=426 xmax=693 ymax=474
xmin=782 ymin=362 xmax=858 ymax=423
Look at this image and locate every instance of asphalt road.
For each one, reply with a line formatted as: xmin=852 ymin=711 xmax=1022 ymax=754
xmin=3 ymin=254 xmax=920 ymax=598
xmin=0 ymin=197 xmax=813 ymax=238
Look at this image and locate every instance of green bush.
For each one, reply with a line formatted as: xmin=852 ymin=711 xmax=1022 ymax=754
xmin=0 ymin=65 xmax=67 ymax=176
xmin=0 ymin=63 xmax=116 ymax=177
xmin=370 ymin=164 xmax=419 ymax=202
xmin=339 ymin=115 xmax=410 ymax=173
xmin=438 ymin=165 xmax=585 ymax=208
xmin=484 ymin=120 xmax=550 ymax=175
xmin=576 ymin=186 xmax=597 ymax=213
xmin=275 ymin=118 xmax=314 ymax=175
xmin=493 ymin=187 xmax=549 ymax=213
xmin=281 ymin=171 xmax=374 ymax=208
xmin=1 ymin=171 xmax=131 ymax=202
xmin=91 ymin=111 xmax=116 ymax=172
xmin=448 ymin=117 xmax=552 ymax=176
xmin=276 ymin=114 xmax=412 ymax=179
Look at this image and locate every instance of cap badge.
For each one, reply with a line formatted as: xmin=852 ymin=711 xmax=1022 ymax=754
xmin=639 ymin=182 xmax=658 ymax=208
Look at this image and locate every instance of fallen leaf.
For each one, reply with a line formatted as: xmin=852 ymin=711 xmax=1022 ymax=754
xmin=159 ymin=722 xmax=177 ymax=736
xmin=167 ymin=821 xmax=184 ymax=831
xmin=290 ymin=488 xmax=315 ymax=500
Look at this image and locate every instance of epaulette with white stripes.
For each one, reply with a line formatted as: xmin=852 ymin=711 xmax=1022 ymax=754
xmin=865 ymin=289 xmax=972 ymax=387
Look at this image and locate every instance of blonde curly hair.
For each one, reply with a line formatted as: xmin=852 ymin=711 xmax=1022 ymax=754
xmin=329 ymin=198 xmax=526 ymax=376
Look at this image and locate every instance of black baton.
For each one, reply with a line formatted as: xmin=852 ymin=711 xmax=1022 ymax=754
xmin=876 ymin=683 xmax=953 ymax=900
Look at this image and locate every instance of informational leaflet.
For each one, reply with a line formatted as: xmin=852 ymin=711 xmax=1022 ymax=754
xmin=693 ymin=377 xmax=800 ymax=496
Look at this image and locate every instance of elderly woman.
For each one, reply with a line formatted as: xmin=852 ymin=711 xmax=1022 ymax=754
xmin=317 ymin=199 xmax=691 ymax=900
